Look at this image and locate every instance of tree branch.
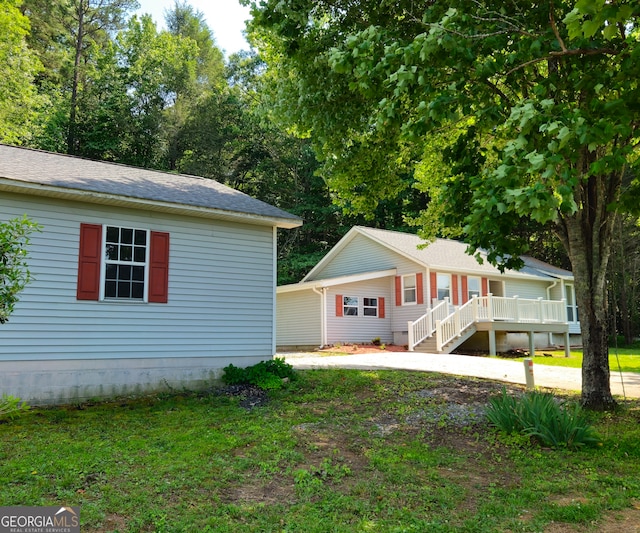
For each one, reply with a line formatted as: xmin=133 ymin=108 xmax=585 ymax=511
xmin=549 ymin=2 xmax=567 ymax=52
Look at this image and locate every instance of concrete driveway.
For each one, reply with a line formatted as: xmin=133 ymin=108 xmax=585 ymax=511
xmin=281 ymin=352 xmax=640 ymax=399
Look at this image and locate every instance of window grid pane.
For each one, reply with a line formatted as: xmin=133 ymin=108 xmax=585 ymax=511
xmin=363 ymin=297 xmax=378 ymax=317
xmin=343 ymin=296 xmax=358 ymax=316
xmin=437 ymin=274 xmax=450 ymax=300
xmin=104 ymin=225 xmax=148 ymax=300
xmin=403 ymin=275 xmax=417 ymax=304
xmin=468 ymin=277 xmax=481 ymax=299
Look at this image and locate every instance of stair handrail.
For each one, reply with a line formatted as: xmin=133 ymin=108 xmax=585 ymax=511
xmin=436 ymin=298 xmax=477 ymax=351
xmin=407 ymin=299 xmax=449 ymax=351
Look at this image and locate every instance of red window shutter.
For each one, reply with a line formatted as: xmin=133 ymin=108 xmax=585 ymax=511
xmin=395 ymin=276 xmax=402 ymax=306
xmin=461 ymin=276 xmax=469 ymax=304
xmin=149 ymin=231 xmax=170 ymax=303
xmin=452 ymin=275 xmax=459 ymax=305
xmin=335 ymin=294 xmax=343 ymax=317
xmin=482 ymin=277 xmax=489 ymax=296
xmin=430 ymin=272 xmax=437 ymax=303
xmin=379 ymin=297 xmax=385 ymax=319
xmin=77 ymin=223 xmax=102 ymax=300
xmin=416 ymin=272 xmax=424 ymax=305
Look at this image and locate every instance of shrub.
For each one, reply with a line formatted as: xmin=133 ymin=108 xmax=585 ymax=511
xmin=486 ymin=388 xmax=601 ymax=450
xmin=222 ymin=357 xmax=297 ymax=390
xmin=0 ymin=394 xmax=29 ymax=421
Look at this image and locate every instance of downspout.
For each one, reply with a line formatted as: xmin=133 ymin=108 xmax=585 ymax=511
xmin=312 ymin=286 xmax=328 ymax=348
xmin=546 ymin=280 xmax=558 ymax=346
xmin=272 ymin=226 xmax=278 ymax=356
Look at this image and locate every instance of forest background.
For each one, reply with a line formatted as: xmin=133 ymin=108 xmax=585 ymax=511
xmin=1 ymin=0 xmax=639 ymax=344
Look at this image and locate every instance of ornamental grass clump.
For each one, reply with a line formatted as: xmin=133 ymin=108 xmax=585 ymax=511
xmin=486 ymin=387 xmax=601 ymax=450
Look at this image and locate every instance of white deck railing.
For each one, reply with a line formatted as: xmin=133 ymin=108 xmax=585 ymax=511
xmin=407 ymin=299 xmax=449 ymax=351
xmin=408 ymin=295 xmax=567 ymax=352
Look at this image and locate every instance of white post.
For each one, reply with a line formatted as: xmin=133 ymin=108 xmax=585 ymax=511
xmin=528 ymin=331 xmax=535 ymax=358
xmin=564 ymin=331 xmax=570 ymax=358
xmin=472 ymin=295 xmax=479 ymax=321
xmin=487 ymin=293 xmax=494 ymax=321
xmin=524 ymin=358 xmax=535 ymax=390
xmin=538 ymin=297 xmax=544 ymax=323
xmin=489 ymin=329 xmax=497 ymax=356
xmin=408 ymin=321 xmax=414 ymax=352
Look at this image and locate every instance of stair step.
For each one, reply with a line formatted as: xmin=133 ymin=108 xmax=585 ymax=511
xmin=413 ymin=325 xmax=478 ymax=354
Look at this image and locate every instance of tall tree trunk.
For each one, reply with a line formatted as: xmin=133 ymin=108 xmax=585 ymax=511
xmin=67 ymin=0 xmax=85 ymax=155
xmin=559 ymin=164 xmax=620 ymax=410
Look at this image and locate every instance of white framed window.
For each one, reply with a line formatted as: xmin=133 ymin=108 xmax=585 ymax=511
xmin=103 ymin=225 xmax=149 ymax=300
xmin=363 ymin=297 xmax=378 ymax=317
xmin=343 ymin=296 xmax=358 ymax=316
xmin=403 ymin=274 xmax=417 ymax=304
xmin=78 ymin=223 xmax=169 ymax=303
xmin=437 ymin=274 xmax=451 ymax=301
xmin=467 ymin=276 xmax=481 ymax=299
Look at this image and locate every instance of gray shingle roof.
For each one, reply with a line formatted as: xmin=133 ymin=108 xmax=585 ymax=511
xmin=0 ymin=144 xmax=302 ymax=228
xmin=356 ymin=226 xmax=572 ymax=280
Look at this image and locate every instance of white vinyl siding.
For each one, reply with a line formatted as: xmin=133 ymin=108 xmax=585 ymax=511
xmin=276 ymin=290 xmax=322 ymax=346
xmin=0 ymin=192 xmax=276 ymax=362
xmin=327 ymin=280 xmax=392 ymax=345
xmin=503 ymin=279 xmax=549 ymax=300
xmin=310 ymin=233 xmax=414 ymax=280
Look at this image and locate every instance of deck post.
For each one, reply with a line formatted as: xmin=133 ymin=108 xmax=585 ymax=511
xmin=408 ymin=321 xmax=414 ymax=352
xmin=538 ymin=297 xmax=544 ymax=323
xmin=564 ymin=331 xmax=570 ymax=358
xmin=488 ymin=329 xmax=497 ymax=356
xmin=528 ymin=331 xmax=535 ymax=358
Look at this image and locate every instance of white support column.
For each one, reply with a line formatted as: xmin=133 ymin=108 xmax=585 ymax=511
xmin=528 ymin=331 xmax=536 ymax=358
xmin=538 ymin=297 xmax=544 ymax=323
xmin=564 ymin=331 xmax=570 ymax=358
xmin=408 ymin=321 xmax=415 ymax=352
xmin=489 ymin=329 xmax=497 ymax=356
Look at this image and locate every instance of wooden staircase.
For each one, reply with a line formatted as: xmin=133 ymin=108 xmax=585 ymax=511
xmin=412 ymin=324 xmax=478 ymax=354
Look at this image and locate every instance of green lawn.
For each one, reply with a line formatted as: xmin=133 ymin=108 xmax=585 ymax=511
xmin=1 ymin=369 xmax=640 ymax=532
xmin=499 ymin=347 xmax=640 ymax=374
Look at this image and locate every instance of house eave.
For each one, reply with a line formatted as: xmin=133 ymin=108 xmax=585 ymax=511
xmin=0 ymin=179 xmax=303 ymax=229
xmin=278 ymin=268 xmax=398 ymax=293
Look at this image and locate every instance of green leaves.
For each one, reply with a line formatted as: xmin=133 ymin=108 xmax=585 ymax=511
xmin=0 ymin=215 xmax=41 ymax=324
xmin=564 ymin=0 xmax=637 ymax=40
xmin=486 ymin=388 xmax=602 ymax=450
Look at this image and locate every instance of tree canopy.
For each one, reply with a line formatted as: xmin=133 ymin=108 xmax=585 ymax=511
xmin=247 ymin=0 xmax=640 ymax=409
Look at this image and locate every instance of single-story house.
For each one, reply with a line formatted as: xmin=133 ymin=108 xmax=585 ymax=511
xmin=0 ymin=144 xmax=301 ymax=405
xmin=277 ymin=226 xmax=579 ymax=355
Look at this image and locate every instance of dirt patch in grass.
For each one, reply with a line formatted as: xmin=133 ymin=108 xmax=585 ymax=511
xmin=318 ymin=343 xmax=409 ymax=354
